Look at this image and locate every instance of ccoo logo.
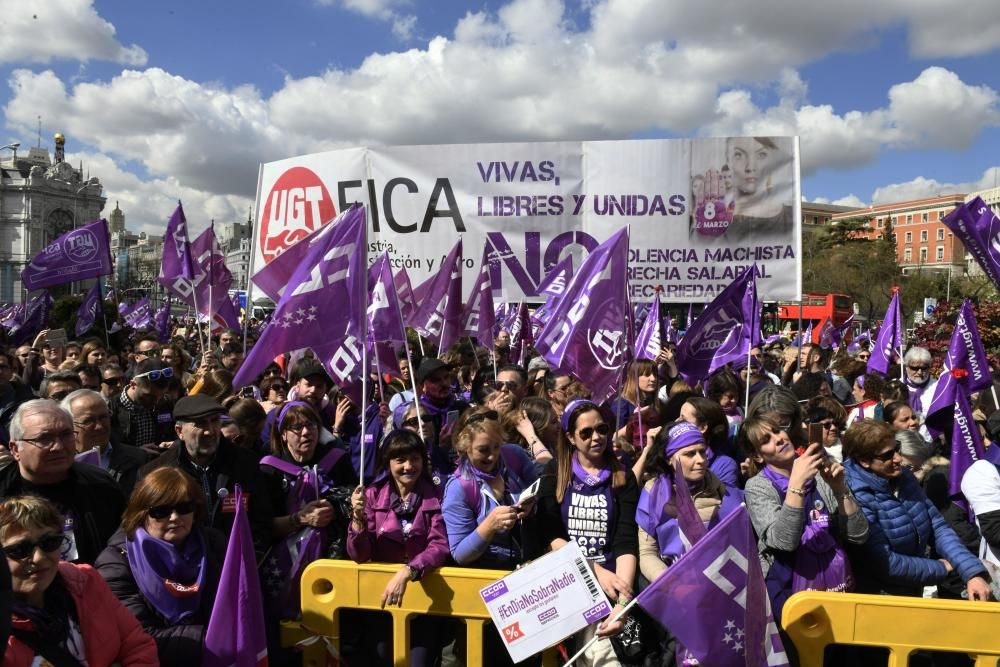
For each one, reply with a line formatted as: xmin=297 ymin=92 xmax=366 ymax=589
xmin=259 ymin=166 xmax=337 ymax=263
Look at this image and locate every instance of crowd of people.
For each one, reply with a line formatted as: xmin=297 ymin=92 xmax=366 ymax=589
xmin=0 ymin=318 xmax=998 ymax=667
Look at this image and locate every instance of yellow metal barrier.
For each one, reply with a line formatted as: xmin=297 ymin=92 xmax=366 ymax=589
xmin=283 ymin=560 xmax=560 ymax=666
xmin=783 ymin=591 xmax=1000 ymax=667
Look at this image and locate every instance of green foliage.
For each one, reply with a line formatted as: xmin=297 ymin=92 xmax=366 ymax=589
xmin=51 ymin=293 xmax=120 ymax=344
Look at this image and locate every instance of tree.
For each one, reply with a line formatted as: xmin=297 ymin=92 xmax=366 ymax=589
xmin=911 ymin=299 xmax=1000 ymax=373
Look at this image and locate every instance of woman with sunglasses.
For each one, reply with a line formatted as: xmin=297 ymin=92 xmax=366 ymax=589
xmin=534 ymin=399 xmax=637 ymax=664
xmin=347 ymin=430 xmax=451 ymax=666
xmin=2 ymin=495 xmax=157 ymax=665
xmin=258 ymin=375 xmax=289 ymax=414
xmin=843 ymin=420 xmax=990 ymax=599
xmin=441 ymin=406 xmax=538 ymax=570
xmin=741 ymin=414 xmax=866 ymax=630
xmin=96 ymin=467 xmax=225 ymax=663
xmin=805 ymin=398 xmax=847 ymax=461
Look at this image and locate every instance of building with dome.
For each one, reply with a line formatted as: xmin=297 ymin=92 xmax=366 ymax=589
xmin=0 ymin=134 xmax=106 ymax=303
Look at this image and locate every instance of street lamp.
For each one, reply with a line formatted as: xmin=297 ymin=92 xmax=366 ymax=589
xmin=0 ymin=143 xmax=19 ymax=164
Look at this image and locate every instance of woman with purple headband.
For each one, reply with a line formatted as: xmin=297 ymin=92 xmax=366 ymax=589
xmin=534 ymin=398 xmax=637 ymax=665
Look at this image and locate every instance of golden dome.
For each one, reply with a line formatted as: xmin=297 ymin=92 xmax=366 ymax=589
xmin=53 ymin=133 xmax=65 ymax=144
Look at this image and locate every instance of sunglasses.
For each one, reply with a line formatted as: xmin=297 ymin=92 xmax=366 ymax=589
xmin=906 ymin=365 xmax=930 ymax=373
xmin=466 ymin=410 xmax=499 ymax=426
xmin=577 ymin=423 xmax=610 ymax=440
xmin=494 ymin=380 xmax=522 ymax=392
xmin=402 ymin=415 xmax=432 ymax=429
xmin=3 ymin=533 xmax=68 ymax=561
xmin=871 ymin=444 xmax=902 ymax=463
xmin=147 ymin=502 xmax=197 ymax=520
xmin=133 ymin=367 xmax=174 ymax=382
xmin=269 ymin=385 xmax=287 ymax=393
xmin=102 ymin=376 xmax=124 ymax=387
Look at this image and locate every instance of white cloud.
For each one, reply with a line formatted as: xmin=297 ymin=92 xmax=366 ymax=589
xmin=871 ymin=167 xmax=1000 ymax=205
xmin=0 ymin=0 xmax=146 ymax=66
xmin=316 ymin=0 xmax=418 ymax=41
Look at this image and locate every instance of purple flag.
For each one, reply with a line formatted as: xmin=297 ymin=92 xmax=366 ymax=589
xmin=189 ymin=225 xmax=241 ymax=331
xmin=947 ymin=389 xmax=987 ymax=506
xmin=154 ymin=297 xmax=172 ymax=343
xmin=203 ymin=486 xmax=268 ymax=667
xmin=410 ymin=239 xmax=463 ymax=354
xmin=535 ymin=227 xmax=629 ymax=403
xmin=635 ymin=505 xmax=788 ymax=667
xmin=393 ymin=266 xmax=418 ymax=322
xmin=926 ymin=299 xmax=992 ymax=430
xmin=21 ymin=219 xmax=113 ymax=291
xmin=686 ymin=303 xmax=694 ymax=331
xmin=868 ymin=291 xmax=902 ymax=375
xmin=942 ymin=197 xmax=1000 ymax=290
xmin=123 ymin=297 xmax=153 ymax=329
xmin=368 ymin=252 xmax=407 ymax=345
xmin=635 ymin=297 xmax=665 ymax=361
xmin=74 ymin=448 xmax=102 ymax=467
xmin=75 ymin=282 xmax=102 ymax=337
xmin=675 ymin=265 xmax=760 ymax=381
xmin=251 ymin=211 xmax=340 ymax=302
xmin=235 ymin=205 xmax=366 ymax=388
xmin=508 ymin=302 xmax=533 ymax=367
xmin=6 ymin=292 xmax=53 ymax=345
xmin=822 ymin=313 xmax=855 ymax=349
xmin=158 ymin=204 xmax=196 ymax=292
xmin=462 ymin=244 xmax=496 ymax=343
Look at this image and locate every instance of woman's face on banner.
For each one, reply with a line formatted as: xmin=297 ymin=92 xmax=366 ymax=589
xmin=727 ymin=138 xmax=773 ymax=196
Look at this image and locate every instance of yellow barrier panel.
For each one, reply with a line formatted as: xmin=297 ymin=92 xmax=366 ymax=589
xmin=283 ymin=560 xmax=561 ymax=667
xmin=782 ymin=591 xmax=1000 ymax=667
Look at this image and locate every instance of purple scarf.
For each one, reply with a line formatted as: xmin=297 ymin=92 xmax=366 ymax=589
xmin=759 ymin=466 xmax=853 ymax=602
xmin=126 ymin=528 xmax=207 ymax=624
xmin=560 ymin=455 xmax=615 ymax=567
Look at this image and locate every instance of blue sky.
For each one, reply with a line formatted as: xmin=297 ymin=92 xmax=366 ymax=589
xmin=1 ymin=0 xmax=998 ymax=233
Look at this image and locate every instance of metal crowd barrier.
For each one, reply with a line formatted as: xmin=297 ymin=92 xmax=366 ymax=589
xmin=782 ymin=591 xmax=1000 ymax=666
xmin=282 ymin=560 xmax=560 ymax=666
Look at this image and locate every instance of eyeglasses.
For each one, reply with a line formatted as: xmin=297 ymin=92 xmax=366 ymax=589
xmin=137 ymin=348 xmax=161 ymax=357
xmin=102 ymin=376 xmax=124 ymax=387
xmin=466 ymin=410 xmax=499 ymax=426
xmin=494 ymin=380 xmax=522 ymax=393
xmin=133 ymin=367 xmax=174 ymax=382
xmin=19 ymin=430 xmax=75 ymax=450
xmin=147 ymin=502 xmax=197 ymax=520
xmin=577 ymin=423 xmax=610 ymax=440
xmin=73 ymin=414 xmax=111 ymax=428
xmin=3 ymin=533 xmax=68 ymax=561
xmin=871 ymin=444 xmax=902 ymax=462
xmin=402 ymin=415 xmax=432 ymax=429
xmin=284 ymin=421 xmax=318 ymax=434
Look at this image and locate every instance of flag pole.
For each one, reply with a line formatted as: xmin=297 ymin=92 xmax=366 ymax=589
xmin=243 ymin=169 xmax=263 ymax=357
xmin=745 ymin=273 xmax=755 ymax=417
xmin=98 ymin=277 xmax=110 ymax=349
xmin=359 ymin=205 xmax=370 ymax=486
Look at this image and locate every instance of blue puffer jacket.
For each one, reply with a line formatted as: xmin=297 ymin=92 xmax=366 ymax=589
xmin=844 ymin=459 xmax=985 ymax=594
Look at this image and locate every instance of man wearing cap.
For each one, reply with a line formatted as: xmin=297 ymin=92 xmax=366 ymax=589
xmin=0 ymin=399 xmax=125 ymax=564
xmin=110 ymin=358 xmax=174 ymax=453
xmin=417 ymin=358 xmax=469 ymax=426
xmin=139 ymin=394 xmax=273 ymax=558
xmin=61 ymin=388 xmax=148 ymax=496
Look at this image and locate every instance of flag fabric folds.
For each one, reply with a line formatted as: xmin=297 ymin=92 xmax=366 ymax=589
xmin=635 ymin=297 xmax=664 ymax=361
xmin=203 ymin=485 xmax=268 ymax=667
xmin=75 ymin=282 xmax=103 ymax=337
xmin=234 ymin=205 xmax=367 ymax=389
xmin=535 ymin=227 xmax=629 ymax=403
xmin=154 ymin=297 xmax=172 ymax=343
xmin=674 ymin=265 xmax=760 ymax=381
xmin=634 ymin=505 xmax=788 ymax=667
xmin=508 ymin=302 xmax=533 ymax=367
xmin=462 ymin=245 xmax=496 ymax=343
xmin=122 ymin=297 xmax=153 ymax=330
xmin=252 ymin=212 xmax=341 ymax=302
xmin=21 ymin=219 xmax=114 ymax=291
xmin=159 ymin=203 xmax=197 ymax=290
xmin=5 ymin=292 xmax=53 ymax=345
xmin=868 ymin=290 xmax=902 ymax=375
xmin=410 ymin=239 xmax=463 ymax=354
xmin=942 ymin=197 xmax=1000 ymax=290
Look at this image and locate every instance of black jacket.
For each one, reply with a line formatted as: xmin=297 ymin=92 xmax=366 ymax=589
xmin=105 ymin=434 xmax=153 ymax=498
xmin=95 ymin=526 xmax=227 ymax=664
xmin=139 ymin=439 xmax=274 ymax=560
xmin=0 ymin=462 xmax=126 ymax=565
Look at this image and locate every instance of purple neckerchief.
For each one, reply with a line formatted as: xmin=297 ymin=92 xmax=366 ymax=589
xmin=126 ymin=527 xmax=207 ymax=624
xmin=419 ymin=394 xmax=459 ymax=424
xmin=759 ymin=465 xmax=852 ymax=615
xmin=905 ymin=377 xmax=931 ymax=411
xmin=465 ymin=459 xmax=499 ymax=483
xmin=560 ymin=455 xmax=615 ymax=567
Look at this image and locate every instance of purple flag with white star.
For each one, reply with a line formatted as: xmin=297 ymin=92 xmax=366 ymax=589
xmin=75 ymin=281 xmax=102 ymax=337
xmin=535 ymin=227 xmax=629 ymax=403
xmin=868 ymin=290 xmax=902 ymax=375
xmin=233 ymin=205 xmax=367 ymax=388
xmin=410 ymin=239 xmax=463 ymax=353
xmin=21 ymin=218 xmax=113 ymax=291
xmin=635 ymin=505 xmax=788 ymax=667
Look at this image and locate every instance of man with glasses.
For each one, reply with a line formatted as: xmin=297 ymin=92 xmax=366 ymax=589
xmin=902 ymin=346 xmax=936 ymax=424
xmin=139 ymin=394 xmax=273 ymax=558
xmin=490 ymin=364 xmax=529 ymax=415
xmin=61 ymin=389 xmax=148 ymax=496
xmin=110 ymin=359 xmax=174 ymax=453
xmin=0 ymin=399 xmax=125 ymax=564
xmin=100 ymin=363 xmax=126 ymax=403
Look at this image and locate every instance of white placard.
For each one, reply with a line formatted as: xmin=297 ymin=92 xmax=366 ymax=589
xmin=479 ymin=541 xmax=611 ymax=663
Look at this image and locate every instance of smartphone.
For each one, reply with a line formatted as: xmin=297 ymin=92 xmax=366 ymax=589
xmin=807 ymin=423 xmax=824 ymax=447
xmin=445 ymin=409 xmax=459 ymax=426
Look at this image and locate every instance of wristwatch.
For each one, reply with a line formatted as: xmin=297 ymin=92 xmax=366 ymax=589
xmin=406 ymin=565 xmax=421 ymax=582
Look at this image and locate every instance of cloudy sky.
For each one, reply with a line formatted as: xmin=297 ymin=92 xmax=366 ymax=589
xmin=1 ymin=0 xmax=998 ymax=235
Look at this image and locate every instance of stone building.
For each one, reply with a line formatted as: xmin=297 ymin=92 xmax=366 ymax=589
xmin=0 ymin=134 xmax=107 ymax=302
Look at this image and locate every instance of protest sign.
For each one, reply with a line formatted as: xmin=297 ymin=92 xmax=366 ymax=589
xmin=479 ymin=541 xmax=610 ymax=663
xmin=254 ymin=138 xmax=802 ymax=302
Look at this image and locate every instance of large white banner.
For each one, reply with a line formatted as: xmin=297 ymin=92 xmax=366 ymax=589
xmin=253 ymin=138 xmax=801 ymax=302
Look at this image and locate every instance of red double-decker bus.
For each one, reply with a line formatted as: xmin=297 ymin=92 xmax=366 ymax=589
xmin=775 ymin=294 xmax=854 ymax=344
